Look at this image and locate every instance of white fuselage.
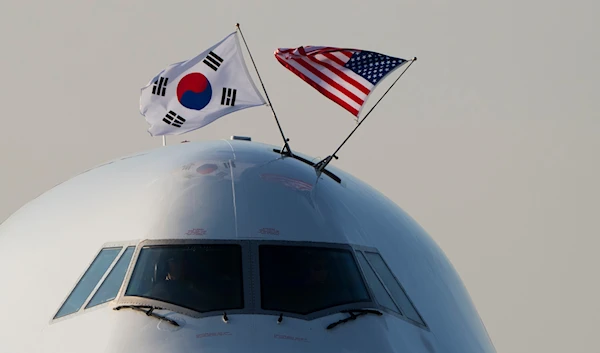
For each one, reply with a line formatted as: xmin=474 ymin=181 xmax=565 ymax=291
xmin=0 ymin=139 xmax=496 ymax=353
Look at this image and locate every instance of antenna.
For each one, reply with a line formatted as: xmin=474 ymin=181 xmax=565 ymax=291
xmin=236 ymin=23 xmax=293 ymax=157
xmin=314 ymin=57 xmax=417 ymax=173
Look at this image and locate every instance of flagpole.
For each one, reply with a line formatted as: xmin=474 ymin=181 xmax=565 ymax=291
xmin=315 ymin=57 xmax=417 ymax=173
xmin=162 ymin=136 xmax=166 ymax=146
xmin=235 ymin=23 xmax=293 ymax=156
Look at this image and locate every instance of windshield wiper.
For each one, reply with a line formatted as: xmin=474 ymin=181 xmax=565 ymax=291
xmin=326 ymin=309 xmax=383 ymax=330
xmin=114 ymin=305 xmax=180 ymax=327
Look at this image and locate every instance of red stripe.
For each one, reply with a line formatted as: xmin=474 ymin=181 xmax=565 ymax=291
xmin=322 ymin=52 xmax=346 ymax=66
xmin=340 ymin=51 xmax=353 ymax=58
xmin=275 ymin=55 xmax=359 ymax=116
xmin=293 ymin=57 xmax=364 ymax=106
xmin=308 ymin=55 xmax=370 ymax=95
xmin=314 ymin=47 xmax=335 ymax=53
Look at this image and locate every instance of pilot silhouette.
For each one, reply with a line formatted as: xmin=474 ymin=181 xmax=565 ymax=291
xmin=165 ymin=257 xmax=184 ymax=281
xmin=150 ymin=255 xmax=202 ymax=305
xmin=306 ymin=257 xmax=329 ymax=285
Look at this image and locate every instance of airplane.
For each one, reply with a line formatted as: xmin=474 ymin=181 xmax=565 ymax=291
xmin=0 ymin=136 xmax=497 ymax=352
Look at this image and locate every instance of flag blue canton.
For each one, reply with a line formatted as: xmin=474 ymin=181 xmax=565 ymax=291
xmin=344 ymin=51 xmax=407 ymax=85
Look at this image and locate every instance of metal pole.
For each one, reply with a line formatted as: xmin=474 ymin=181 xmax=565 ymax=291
xmin=315 ymin=58 xmax=417 ymax=172
xmin=235 ymin=23 xmax=292 ymax=156
xmin=162 ymin=136 xmax=166 ymax=146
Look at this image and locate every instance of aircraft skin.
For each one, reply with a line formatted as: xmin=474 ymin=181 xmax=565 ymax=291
xmin=0 ymin=138 xmax=496 ymax=353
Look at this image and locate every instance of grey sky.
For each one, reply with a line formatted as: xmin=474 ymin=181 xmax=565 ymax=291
xmin=1 ymin=0 xmax=598 ymax=352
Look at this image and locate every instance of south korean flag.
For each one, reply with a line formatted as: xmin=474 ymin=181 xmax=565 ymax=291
xmin=140 ymin=31 xmax=266 ymax=136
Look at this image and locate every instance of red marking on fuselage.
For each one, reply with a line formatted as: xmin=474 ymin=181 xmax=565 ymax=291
xmin=260 ymin=174 xmax=313 ymax=191
xmin=196 ymin=332 xmax=232 ymax=339
xmin=197 ymin=163 xmax=218 ymax=175
xmin=186 ymin=228 xmax=207 ymax=236
xmin=274 ymin=334 xmax=309 ymax=342
xmin=259 ymin=228 xmax=280 ymax=235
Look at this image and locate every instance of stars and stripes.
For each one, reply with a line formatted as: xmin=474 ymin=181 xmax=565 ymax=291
xmin=274 ymin=46 xmax=407 ymax=116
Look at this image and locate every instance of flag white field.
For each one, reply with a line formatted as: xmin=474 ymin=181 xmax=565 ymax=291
xmin=140 ymin=32 xmax=266 ymax=136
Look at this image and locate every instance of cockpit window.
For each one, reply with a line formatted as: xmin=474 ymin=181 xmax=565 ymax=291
xmin=86 ymin=246 xmax=135 ymax=309
xmin=364 ymin=252 xmax=425 ymax=325
xmin=259 ymin=245 xmax=371 ymax=315
xmin=355 ymin=251 xmax=400 ymax=313
xmin=54 ymin=247 xmax=121 ymax=319
xmin=53 ymin=240 xmax=426 ymax=330
xmin=124 ymin=244 xmax=244 ymax=313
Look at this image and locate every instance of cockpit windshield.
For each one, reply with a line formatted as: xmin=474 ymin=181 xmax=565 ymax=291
xmin=259 ymin=245 xmax=371 ymax=314
xmin=124 ymin=244 xmax=243 ymax=313
xmin=54 ymin=240 xmax=426 ymax=329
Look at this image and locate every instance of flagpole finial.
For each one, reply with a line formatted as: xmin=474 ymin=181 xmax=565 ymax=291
xmin=236 ymin=23 xmax=240 ymax=28
xmin=413 ymin=57 xmax=417 ymax=61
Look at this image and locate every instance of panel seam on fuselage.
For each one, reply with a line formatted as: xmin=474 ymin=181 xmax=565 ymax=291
xmin=222 ymin=139 xmax=238 ymax=238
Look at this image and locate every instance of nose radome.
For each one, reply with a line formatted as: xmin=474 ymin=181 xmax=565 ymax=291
xmin=101 ymin=312 xmax=406 ymax=353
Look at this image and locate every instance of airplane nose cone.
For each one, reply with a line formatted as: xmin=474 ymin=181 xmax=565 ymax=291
xmin=100 ymin=313 xmax=426 ymax=353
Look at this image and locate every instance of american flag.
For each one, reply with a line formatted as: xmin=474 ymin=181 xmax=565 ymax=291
xmin=275 ymin=46 xmax=408 ymax=117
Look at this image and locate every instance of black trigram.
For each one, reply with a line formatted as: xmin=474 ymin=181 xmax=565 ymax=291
xmin=221 ymin=88 xmax=237 ymax=106
xmin=163 ymin=110 xmax=186 ymax=128
xmin=152 ymin=77 xmax=168 ymax=96
xmin=203 ymin=51 xmax=224 ymax=71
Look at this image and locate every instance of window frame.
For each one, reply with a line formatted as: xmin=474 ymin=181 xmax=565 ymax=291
xmin=354 ymin=250 xmax=402 ymax=313
xmin=51 ymin=240 xmax=138 ymax=323
xmin=85 ymin=245 xmax=136 ymax=309
xmin=115 ymin=239 xmax=254 ymax=319
xmin=251 ymin=240 xmax=377 ymax=320
xmin=52 ymin=239 xmax=427 ymax=331
xmin=352 ymin=244 xmax=428 ymax=329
